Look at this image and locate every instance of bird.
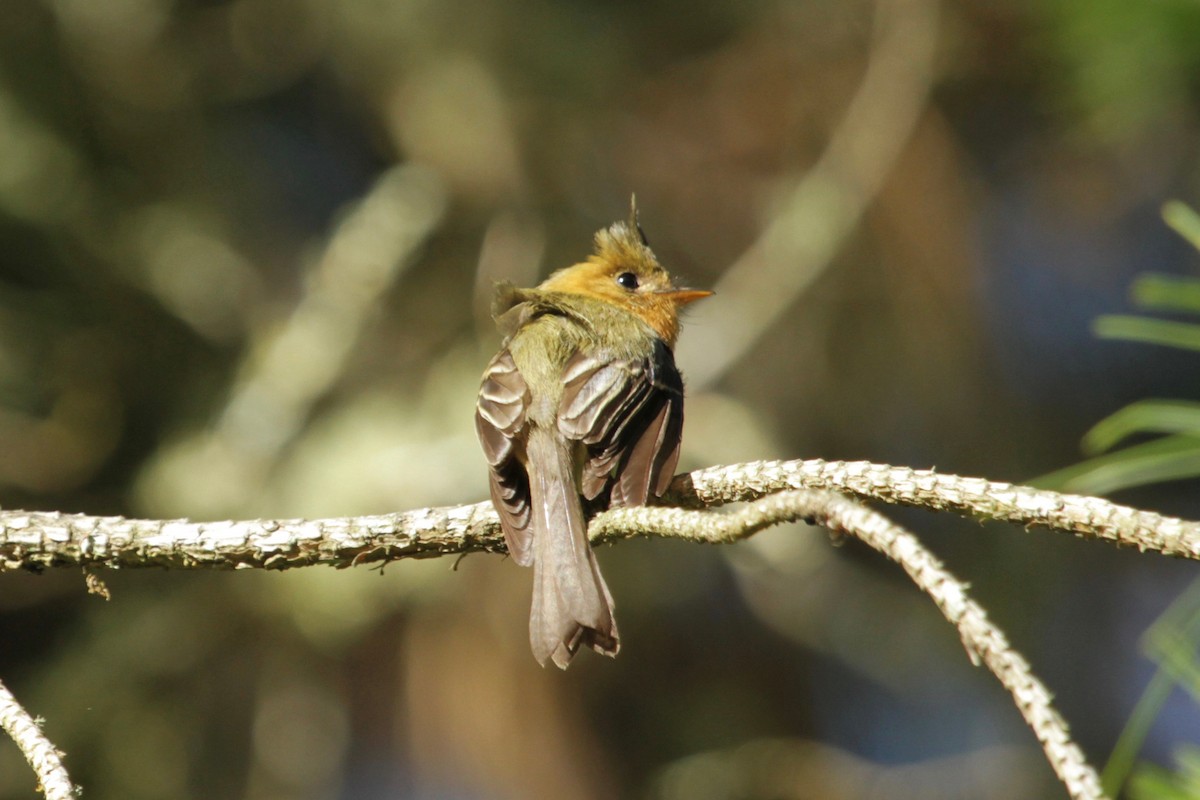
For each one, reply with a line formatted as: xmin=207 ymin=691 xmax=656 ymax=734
xmin=475 ymin=201 xmax=711 ymax=668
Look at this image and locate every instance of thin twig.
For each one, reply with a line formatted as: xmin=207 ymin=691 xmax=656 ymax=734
xmin=0 ymin=678 xmax=76 ymax=800
xmin=595 ymin=492 xmax=1108 ymax=800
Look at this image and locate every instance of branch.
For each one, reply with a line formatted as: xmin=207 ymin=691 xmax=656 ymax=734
xmin=598 ymin=490 xmax=1107 ymax=800
xmin=672 ymin=459 xmax=1200 ymax=559
xmin=0 ymin=679 xmax=77 ymax=800
xmin=0 ymin=502 xmax=502 ymax=572
xmin=1 ymin=459 xmax=1196 ymax=572
xmin=3 ymin=459 xmax=1155 ymax=799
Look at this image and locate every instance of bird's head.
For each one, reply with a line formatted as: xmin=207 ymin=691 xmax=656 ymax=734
xmin=538 ymin=203 xmax=711 ymax=345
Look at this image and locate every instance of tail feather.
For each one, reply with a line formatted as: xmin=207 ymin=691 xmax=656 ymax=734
xmin=526 ymin=428 xmax=619 ymax=668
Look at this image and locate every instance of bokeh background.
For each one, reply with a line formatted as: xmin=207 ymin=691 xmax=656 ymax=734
xmin=1 ymin=0 xmax=1200 ymax=797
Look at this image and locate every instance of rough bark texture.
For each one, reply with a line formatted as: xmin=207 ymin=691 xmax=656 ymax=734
xmin=2 ymin=459 xmax=1194 ymax=574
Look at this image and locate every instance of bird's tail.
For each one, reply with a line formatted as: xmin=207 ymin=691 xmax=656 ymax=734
xmin=525 ymin=427 xmax=619 ymax=668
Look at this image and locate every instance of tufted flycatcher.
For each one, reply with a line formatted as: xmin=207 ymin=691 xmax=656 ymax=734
xmin=475 ymin=202 xmax=711 ymax=668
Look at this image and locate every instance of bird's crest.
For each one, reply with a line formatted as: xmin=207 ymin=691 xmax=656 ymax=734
xmin=593 ymin=194 xmax=657 ymax=270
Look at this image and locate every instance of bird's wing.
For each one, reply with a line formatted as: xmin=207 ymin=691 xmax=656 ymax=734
xmin=558 ymin=339 xmax=684 ymax=507
xmin=475 ymin=349 xmax=535 ymax=565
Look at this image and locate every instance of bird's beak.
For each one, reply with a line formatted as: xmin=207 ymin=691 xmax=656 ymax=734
xmin=661 ymin=288 xmax=714 ymax=306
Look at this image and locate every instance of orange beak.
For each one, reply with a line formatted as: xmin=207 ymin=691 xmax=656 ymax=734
xmin=661 ymin=288 xmax=714 ymax=306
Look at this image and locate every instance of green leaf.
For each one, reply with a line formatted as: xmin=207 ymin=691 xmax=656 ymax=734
xmin=1106 ymin=670 xmax=1181 ymax=796
xmin=1034 ymin=434 xmax=1200 ymax=494
xmin=1104 ymin=580 xmax=1200 ymax=797
xmin=1130 ymin=766 xmax=1196 ymax=800
xmin=1081 ymin=400 xmax=1200 ymax=455
xmin=1090 ymin=202 xmax=1200 ymax=799
xmin=1131 ymin=273 xmax=1200 ymax=315
xmin=1163 ymin=200 xmax=1200 ymax=252
xmin=1130 ymin=746 xmax=1200 ymax=800
xmin=1093 ymin=315 xmax=1200 ymax=352
xmin=1143 ymin=595 xmax=1200 ymax=706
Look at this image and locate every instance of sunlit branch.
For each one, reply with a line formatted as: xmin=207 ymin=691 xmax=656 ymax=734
xmin=671 ymin=458 xmax=1200 ymax=559
xmin=0 ymin=679 xmax=77 ymax=800
xmin=3 ymin=457 xmax=1181 ymax=799
xmin=1 ymin=458 xmax=1195 ymax=572
xmin=597 ymin=491 xmax=1107 ymax=800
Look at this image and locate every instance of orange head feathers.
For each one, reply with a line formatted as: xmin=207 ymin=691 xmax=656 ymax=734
xmin=537 ymin=212 xmax=711 ymax=345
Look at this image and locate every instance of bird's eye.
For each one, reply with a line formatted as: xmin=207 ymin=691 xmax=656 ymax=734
xmin=616 ymin=272 xmax=639 ymax=290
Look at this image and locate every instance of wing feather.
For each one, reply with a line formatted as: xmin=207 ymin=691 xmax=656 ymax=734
xmin=558 ymin=339 xmax=684 ymax=507
xmin=475 ymin=350 xmax=534 ymax=565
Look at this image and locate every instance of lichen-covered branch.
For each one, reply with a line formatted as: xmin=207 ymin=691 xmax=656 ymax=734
xmin=668 ymin=458 xmax=1200 ymax=559
xmin=1 ymin=458 xmax=1198 ymax=573
xmin=0 ymin=502 xmax=503 ymax=572
xmin=0 ymin=679 xmax=77 ymax=800
xmin=2 ymin=459 xmax=1160 ymax=800
xmin=600 ymin=491 xmax=1107 ymax=800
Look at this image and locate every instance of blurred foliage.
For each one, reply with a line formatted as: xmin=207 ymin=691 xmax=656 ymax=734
xmin=1035 ymin=202 xmax=1200 ymax=799
xmin=1039 ymin=0 xmax=1200 ymax=143
xmin=1103 ymin=577 xmax=1200 ymax=797
xmin=1132 ymin=746 xmax=1200 ymax=800
xmin=1 ymin=0 xmax=1200 ymax=798
xmin=1040 ymin=203 xmax=1200 ymax=495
